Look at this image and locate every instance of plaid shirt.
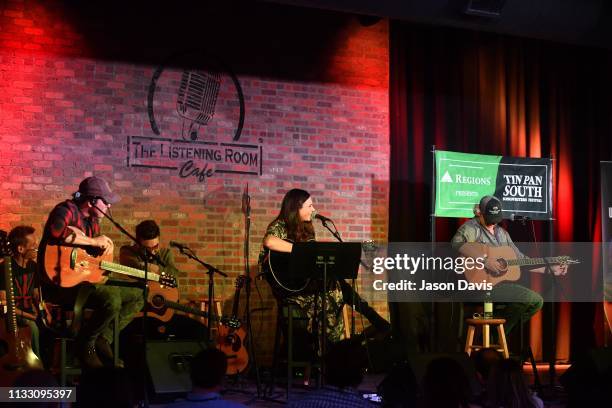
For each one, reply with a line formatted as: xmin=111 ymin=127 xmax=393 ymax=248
xmin=43 ymin=200 xmax=100 ymax=241
xmin=287 ymin=386 xmax=376 ymax=408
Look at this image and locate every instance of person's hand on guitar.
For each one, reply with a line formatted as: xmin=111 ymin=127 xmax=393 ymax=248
xmin=550 ymin=263 xmax=569 ymax=276
xmin=67 ymin=226 xmax=114 ymax=256
xmin=91 ymin=235 xmax=114 ymax=256
xmin=484 ymin=256 xmax=505 ymax=275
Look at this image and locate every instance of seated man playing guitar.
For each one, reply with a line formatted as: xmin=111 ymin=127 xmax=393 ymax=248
xmin=38 ymin=176 xmax=143 ymax=368
xmin=451 ymin=195 xmax=569 ymax=334
xmin=260 ymin=188 xmax=390 ymax=345
xmin=119 ymin=220 xmax=180 ymax=282
xmin=3 ymin=226 xmax=43 ymax=358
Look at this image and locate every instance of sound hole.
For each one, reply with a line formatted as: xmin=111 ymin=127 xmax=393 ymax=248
xmin=151 ymin=295 xmax=165 ymax=308
xmin=489 ymin=258 xmax=508 ymax=277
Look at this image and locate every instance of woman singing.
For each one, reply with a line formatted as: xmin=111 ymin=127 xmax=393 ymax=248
xmin=260 ymin=188 xmax=390 ymax=344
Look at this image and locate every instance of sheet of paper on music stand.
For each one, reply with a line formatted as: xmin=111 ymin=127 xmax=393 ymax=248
xmin=289 ymin=242 xmax=362 ymax=280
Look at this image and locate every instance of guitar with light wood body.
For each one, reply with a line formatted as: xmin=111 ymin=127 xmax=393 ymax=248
xmin=462 ymin=243 xmax=579 ymax=287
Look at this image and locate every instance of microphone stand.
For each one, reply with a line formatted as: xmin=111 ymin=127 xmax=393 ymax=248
xmin=242 ymin=187 xmax=263 ymax=396
xmin=92 ymin=204 xmax=166 ymax=408
xmin=175 ymin=245 xmax=227 ymax=346
xmin=512 ymin=216 xmax=542 ymax=392
xmin=319 ymin=218 xmax=364 ymax=337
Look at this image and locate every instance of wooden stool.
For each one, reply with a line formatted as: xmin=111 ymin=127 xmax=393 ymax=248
xmin=464 ymin=318 xmax=509 ymax=358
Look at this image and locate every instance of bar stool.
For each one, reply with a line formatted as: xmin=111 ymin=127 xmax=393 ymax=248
xmin=464 ymin=317 xmax=509 ymax=358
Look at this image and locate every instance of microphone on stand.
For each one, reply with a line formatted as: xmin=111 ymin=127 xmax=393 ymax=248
xmin=169 ymin=240 xmax=189 ymax=251
xmin=314 ymin=213 xmax=333 ymax=223
xmin=311 ymin=210 xmax=333 ymax=223
xmin=510 ymin=214 xmax=530 ymax=225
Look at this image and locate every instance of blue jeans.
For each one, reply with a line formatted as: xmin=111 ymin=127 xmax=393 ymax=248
xmin=490 ymin=283 xmax=544 ymax=334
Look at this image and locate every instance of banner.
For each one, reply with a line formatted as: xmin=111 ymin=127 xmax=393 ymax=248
xmin=434 ymin=150 xmax=552 ymax=220
xmin=602 ymin=162 xmax=612 ymax=302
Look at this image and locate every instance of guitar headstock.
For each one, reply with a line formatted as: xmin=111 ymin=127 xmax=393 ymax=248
xmin=557 ymin=256 xmax=580 ymax=265
xmin=0 ymin=230 xmax=13 ymax=258
xmin=159 ymin=273 xmax=178 ymax=288
xmin=362 ymin=240 xmax=377 ymax=253
xmin=221 ymin=316 xmax=242 ymax=329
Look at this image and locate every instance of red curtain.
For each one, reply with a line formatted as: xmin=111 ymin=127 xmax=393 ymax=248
xmin=389 ymin=22 xmax=612 ymax=360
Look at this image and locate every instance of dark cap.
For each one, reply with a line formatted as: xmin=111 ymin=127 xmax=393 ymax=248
xmin=78 ymin=176 xmax=120 ymax=204
xmin=479 ymin=195 xmax=503 ymax=225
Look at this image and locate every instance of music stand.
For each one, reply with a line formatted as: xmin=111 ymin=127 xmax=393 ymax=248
xmin=289 ymin=242 xmax=362 ymax=384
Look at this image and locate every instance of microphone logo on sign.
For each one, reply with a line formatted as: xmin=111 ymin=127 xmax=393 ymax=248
xmin=176 ymin=70 xmax=221 ymax=141
xmin=126 ymin=51 xmax=263 ymax=185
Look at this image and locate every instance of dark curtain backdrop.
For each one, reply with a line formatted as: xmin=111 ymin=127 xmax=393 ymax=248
xmin=389 ymin=22 xmax=612 ymax=360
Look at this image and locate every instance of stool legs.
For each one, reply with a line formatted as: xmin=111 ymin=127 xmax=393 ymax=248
xmin=497 ymin=324 xmax=509 ymax=358
xmin=464 ymin=322 xmax=509 ymax=358
xmin=465 ymin=326 xmax=475 ymax=355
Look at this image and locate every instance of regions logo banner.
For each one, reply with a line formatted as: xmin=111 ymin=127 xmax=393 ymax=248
xmin=435 ymin=150 xmax=552 ymax=220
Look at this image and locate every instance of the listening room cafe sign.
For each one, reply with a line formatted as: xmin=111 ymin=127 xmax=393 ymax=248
xmin=126 ymin=52 xmax=263 ymax=183
xmin=434 ymin=150 xmax=552 ymax=220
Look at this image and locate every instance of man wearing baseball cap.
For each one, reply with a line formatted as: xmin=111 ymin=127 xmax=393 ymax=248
xmin=452 ymin=195 xmax=568 ymax=335
xmin=38 ymin=176 xmax=143 ymax=368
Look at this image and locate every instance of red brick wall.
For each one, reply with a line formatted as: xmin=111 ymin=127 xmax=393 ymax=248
xmin=0 ymin=0 xmax=390 ymax=362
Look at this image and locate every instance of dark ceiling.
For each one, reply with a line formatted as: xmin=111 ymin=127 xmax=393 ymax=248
xmin=266 ymin=0 xmax=612 ymax=50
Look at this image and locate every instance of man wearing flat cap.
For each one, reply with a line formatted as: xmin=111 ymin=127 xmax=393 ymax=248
xmin=38 ymin=176 xmax=143 ymax=368
xmin=452 ymin=195 xmax=568 ymax=335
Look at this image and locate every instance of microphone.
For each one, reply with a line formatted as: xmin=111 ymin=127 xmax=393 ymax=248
xmin=169 ymin=240 xmax=189 ymax=250
xmin=313 ymin=213 xmax=333 ymax=223
xmin=511 ymin=214 xmax=530 ymax=225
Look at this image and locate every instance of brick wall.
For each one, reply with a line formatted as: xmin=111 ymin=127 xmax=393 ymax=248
xmin=0 ymin=0 xmax=390 ymax=362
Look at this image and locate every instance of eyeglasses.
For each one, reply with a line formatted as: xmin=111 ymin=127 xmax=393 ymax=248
xmin=142 ymin=243 xmax=160 ymax=251
xmin=94 ymin=197 xmax=110 ymax=206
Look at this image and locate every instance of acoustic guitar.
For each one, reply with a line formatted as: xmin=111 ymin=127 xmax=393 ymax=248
xmin=462 ymin=243 xmax=579 ymax=287
xmin=42 ymin=244 xmax=176 ymax=288
xmin=263 ymin=239 xmax=375 ymax=298
xmin=262 ymin=240 xmax=312 ymax=298
xmin=137 ymin=281 xmax=241 ymax=329
xmin=0 ymin=231 xmax=42 ymax=386
xmin=216 ymin=276 xmax=248 ymax=375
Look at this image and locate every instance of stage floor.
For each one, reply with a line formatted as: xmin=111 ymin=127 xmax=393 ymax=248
xmin=151 ymin=364 xmax=571 ymax=407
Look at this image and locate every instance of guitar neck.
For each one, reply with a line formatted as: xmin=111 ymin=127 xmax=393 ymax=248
xmin=3 ymin=256 xmax=18 ymax=335
xmin=100 ymin=261 xmax=160 ymax=282
xmin=506 ymin=256 xmax=565 ymax=270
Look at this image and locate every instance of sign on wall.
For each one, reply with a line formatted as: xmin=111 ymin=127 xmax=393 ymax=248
xmin=434 ymin=150 xmax=552 ymax=220
xmin=126 ymin=51 xmax=263 ymax=183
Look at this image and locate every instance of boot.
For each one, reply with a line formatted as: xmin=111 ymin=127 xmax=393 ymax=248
xmin=95 ymin=336 xmax=124 ymax=368
xmin=77 ymin=341 xmax=104 ymax=369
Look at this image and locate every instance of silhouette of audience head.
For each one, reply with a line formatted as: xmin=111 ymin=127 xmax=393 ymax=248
xmin=472 ymin=347 xmax=503 ymax=384
xmin=422 ymin=357 xmax=473 ymax=408
xmin=487 ymin=358 xmax=539 ymax=408
xmin=190 ymin=348 xmax=228 ymax=390
xmin=77 ymin=367 xmax=134 ymax=408
xmin=324 ymin=339 xmax=368 ymax=388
